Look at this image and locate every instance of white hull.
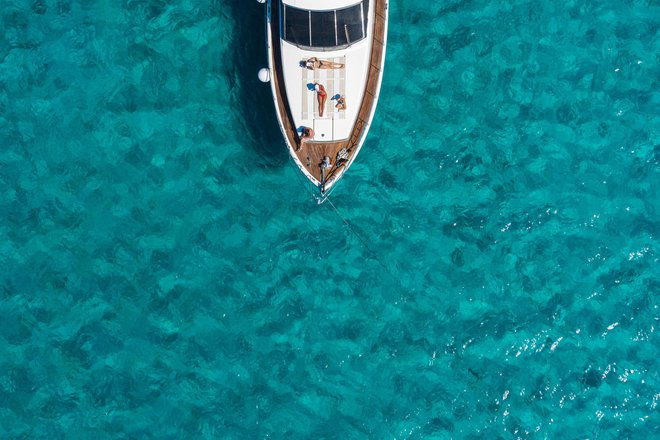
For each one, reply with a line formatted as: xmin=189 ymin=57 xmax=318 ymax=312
xmin=263 ymin=0 xmax=389 ymax=202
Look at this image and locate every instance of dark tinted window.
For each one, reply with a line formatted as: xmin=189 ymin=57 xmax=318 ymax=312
xmin=284 ymin=7 xmax=310 ymax=46
xmin=283 ymin=1 xmax=368 ymax=49
xmin=311 ymin=11 xmax=337 ymax=47
xmin=336 ymin=3 xmax=365 ymax=45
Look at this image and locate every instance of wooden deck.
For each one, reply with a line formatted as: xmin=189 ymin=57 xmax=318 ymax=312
xmin=268 ymin=0 xmax=387 ymax=190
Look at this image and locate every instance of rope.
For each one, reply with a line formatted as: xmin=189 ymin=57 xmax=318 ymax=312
xmin=284 ymin=157 xmax=410 ymax=297
xmin=285 ymin=154 xmax=407 ymax=292
xmin=325 ymin=196 xmax=408 ymax=291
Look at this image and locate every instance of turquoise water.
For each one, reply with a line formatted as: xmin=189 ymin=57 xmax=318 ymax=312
xmin=1 ymin=0 xmax=658 ymax=437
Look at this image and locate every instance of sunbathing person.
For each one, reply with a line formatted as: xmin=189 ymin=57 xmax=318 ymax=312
xmin=335 ymin=96 xmax=347 ymax=110
xmin=300 ymin=57 xmax=344 ymax=70
xmin=315 ymin=83 xmax=328 ymax=117
xmin=297 ymin=127 xmax=315 ymax=151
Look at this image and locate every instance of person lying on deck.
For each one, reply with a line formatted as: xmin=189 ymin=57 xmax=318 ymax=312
xmin=314 ymin=83 xmax=328 ymax=117
xmin=300 ymin=57 xmax=344 ymax=70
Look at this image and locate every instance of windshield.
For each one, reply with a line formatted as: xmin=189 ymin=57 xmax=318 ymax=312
xmin=283 ymin=1 xmax=368 ymax=49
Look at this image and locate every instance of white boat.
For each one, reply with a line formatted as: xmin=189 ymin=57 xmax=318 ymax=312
xmin=259 ymin=0 xmax=389 ymax=202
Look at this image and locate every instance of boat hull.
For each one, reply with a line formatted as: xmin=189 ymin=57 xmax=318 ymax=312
xmin=264 ymin=0 xmax=389 ymax=202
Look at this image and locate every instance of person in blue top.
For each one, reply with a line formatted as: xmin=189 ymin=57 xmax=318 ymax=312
xmin=297 ymin=127 xmax=315 ymax=151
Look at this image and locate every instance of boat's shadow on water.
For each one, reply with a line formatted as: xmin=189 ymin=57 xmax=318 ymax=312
xmin=226 ymin=0 xmax=288 ymax=168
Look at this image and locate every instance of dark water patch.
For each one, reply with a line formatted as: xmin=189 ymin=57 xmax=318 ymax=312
xmin=378 ymin=168 xmax=398 ymax=189
xmin=556 ymin=103 xmax=578 ymax=125
xmin=55 ymin=0 xmax=71 ymax=15
xmin=585 ymin=27 xmax=597 ymax=43
xmin=125 ymin=42 xmax=160 ymax=65
xmin=200 ymin=119 xmax=230 ymax=147
xmin=106 ymin=84 xmax=140 ymax=113
xmin=145 ymin=0 xmax=168 ymax=19
xmin=85 ymin=368 xmax=132 ymax=408
xmin=184 ymin=337 xmax=215 ymax=364
xmin=312 ymin=352 xmax=332 ymax=370
xmin=4 ymin=366 xmax=37 ymax=397
xmin=149 ymin=249 xmax=174 ymax=272
xmin=39 ymin=391 xmax=80 ymax=420
xmin=439 ymin=0 xmax=473 ymax=15
xmin=31 ymin=1 xmax=47 ymax=15
xmin=542 ymin=292 xmax=574 ymax=317
xmin=582 ymin=368 xmax=602 ymax=389
xmin=225 ymin=0 xmax=287 ymax=168
xmin=451 ymin=247 xmax=464 ymax=266
xmin=597 ymin=265 xmax=641 ymax=290
xmin=629 ymin=215 xmax=658 ymax=237
xmin=336 ymin=319 xmax=367 ymax=341
xmin=125 ymin=143 xmax=148 ymax=166
xmin=0 ymin=311 xmax=33 ymax=345
xmin=3 ymin=8 xmax=29 ymax=30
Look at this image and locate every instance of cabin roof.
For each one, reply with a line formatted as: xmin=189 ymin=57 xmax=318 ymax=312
xmin=282 ymin=0 xmax=368 ymax=50
xmin=282 ymin=0 xmax=363 ymax=11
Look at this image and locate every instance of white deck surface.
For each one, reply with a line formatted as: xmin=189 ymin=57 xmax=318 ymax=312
xmin=280 ymin=16 xmax=373 ymax=141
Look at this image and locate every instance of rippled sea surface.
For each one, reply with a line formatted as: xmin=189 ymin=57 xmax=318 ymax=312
xmin=1 ymin=0 xmax=658 ymax=438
